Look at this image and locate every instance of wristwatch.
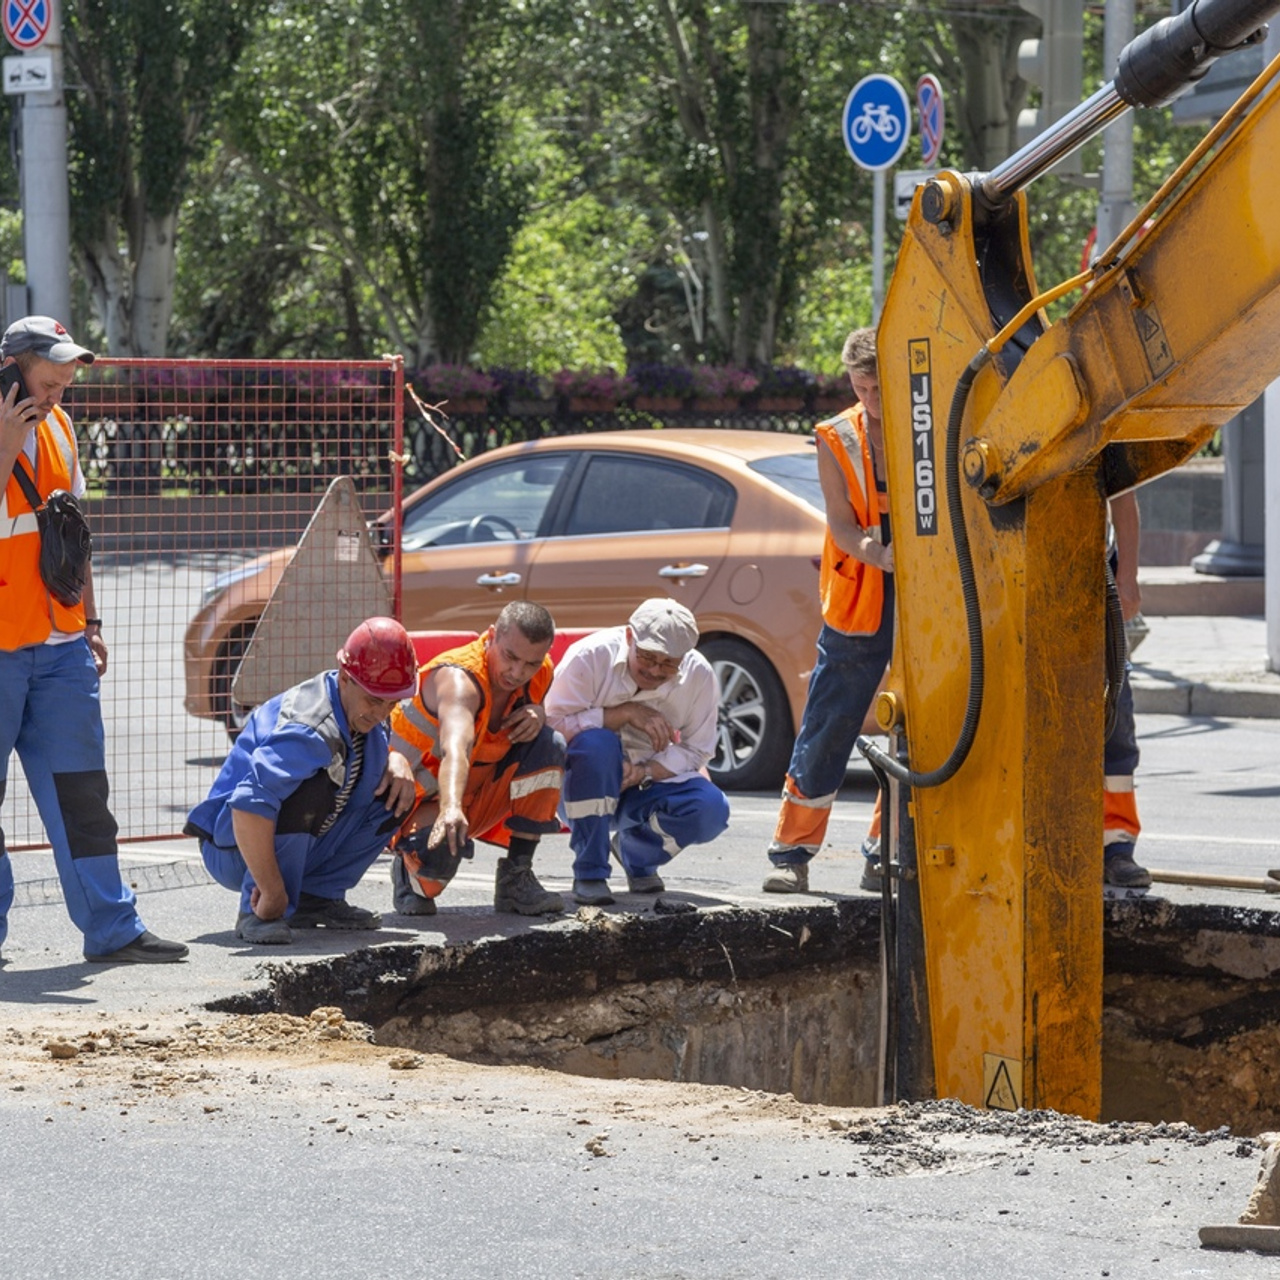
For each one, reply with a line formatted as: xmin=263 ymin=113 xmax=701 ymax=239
xmin=638 ymin=766 xmax=654 ymax=792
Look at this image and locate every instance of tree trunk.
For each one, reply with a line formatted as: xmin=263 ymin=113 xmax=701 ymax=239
xmin=130 ymin=211 xmax=177 ymax=357
xmin=951 ymin=10 xmax=1039 ymax=170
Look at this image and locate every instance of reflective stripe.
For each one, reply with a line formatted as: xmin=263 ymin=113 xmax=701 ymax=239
xmin=781 ymin=785 xmax=839 ymax=811
xmin=510 ymin=767 xmax=562 ymax=800
xmin=564 ymin=796 xmax=617 ymax=820
xmin=413 ymin=768 xmax=440 ymax=795
xmin=390 ymin=725 xmax=433 ymax=758
xmin=1103 ymin=775 xmax=1135 ymax=792
xmin=0 ymin=507 xmax=39 ymax=538
xmin=399 ymin=700 xmax=438 ymax=740
xmin=647 ymin=812 xmax=681 ymax=857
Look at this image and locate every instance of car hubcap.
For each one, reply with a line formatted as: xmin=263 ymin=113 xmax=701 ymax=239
xmin=710 ymin=658 xmax=766 ymax=777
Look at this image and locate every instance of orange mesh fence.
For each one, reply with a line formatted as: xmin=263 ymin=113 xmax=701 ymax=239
xmin=6 ymin=358 xmax=406 ymax=849
xmin=5 ymin=357 xmax=830 ymax=851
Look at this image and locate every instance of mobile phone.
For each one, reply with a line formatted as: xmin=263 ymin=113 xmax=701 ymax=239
xmin=0 ymin=362 xmax=30 ymax=404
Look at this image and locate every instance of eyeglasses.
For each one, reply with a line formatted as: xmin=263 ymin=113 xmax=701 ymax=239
xmin=634 ymin=648 xmax=681 ymax=677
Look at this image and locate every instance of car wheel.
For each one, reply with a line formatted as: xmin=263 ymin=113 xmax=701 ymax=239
xmin=214 ymin=623 xmax=258 ymax=742
xmin=699 ymin=637 xmax=792 ymax=791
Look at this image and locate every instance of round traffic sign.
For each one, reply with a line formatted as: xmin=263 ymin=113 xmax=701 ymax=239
xmin=916 ymin=74 xmax=945 ymax=167
xmin=2 ymin=0 xmax=50 ymax=51
xmin=842 ymin=74 xmax=911 ymax=172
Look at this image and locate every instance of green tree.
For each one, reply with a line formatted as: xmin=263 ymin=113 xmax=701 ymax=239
xmin=521 ymin=2 xmax=933 ymax=368
xmin=63 ymin=0 xmax=264 ymax=355
xmin=221 ymin=0 xmax=532 ymax=365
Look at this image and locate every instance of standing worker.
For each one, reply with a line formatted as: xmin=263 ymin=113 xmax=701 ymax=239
xmin=0 ymin=316 xmax=188 ymax=963
xmin=763 ymin=327 xmax=894 ymax=894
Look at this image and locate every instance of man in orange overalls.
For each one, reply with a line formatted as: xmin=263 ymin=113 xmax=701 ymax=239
xmin=388 ymin=601 xmax=565 ymax=916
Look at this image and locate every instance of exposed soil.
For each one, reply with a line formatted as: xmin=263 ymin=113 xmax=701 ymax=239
xmin=0 ymin=1004 xmax=1260 ymax=1177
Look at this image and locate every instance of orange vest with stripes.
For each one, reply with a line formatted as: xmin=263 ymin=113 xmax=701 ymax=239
xmin=815 ymin=406 xmax=887 ymax=636
xmin=0 ymin=407 xmax=87 ymax=650
xmin=390 ymin=633 xmax=553 ymax=799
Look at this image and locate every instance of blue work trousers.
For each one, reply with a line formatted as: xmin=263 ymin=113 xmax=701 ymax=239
xmin=562 ymin=728 xmax=729 ymax=881
xmin=770 ymin=605 xmax=894 ymax=868
xmin=200 ymin=795 xmax=399 ymax=917
xmin=0 ymin=639 xmax=144 ymax=956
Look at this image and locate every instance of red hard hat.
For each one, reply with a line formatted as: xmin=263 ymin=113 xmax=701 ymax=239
xmin=336 ymin=617 xmax=419 ymax=701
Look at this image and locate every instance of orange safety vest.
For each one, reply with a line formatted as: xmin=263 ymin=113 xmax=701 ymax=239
xmin=0 ymin=407 xmax=87 ymax=650
xmin=815 ymin=404 xmax=888 ymax=636
xmin=389 ymin=632 xmax=553 ymax=803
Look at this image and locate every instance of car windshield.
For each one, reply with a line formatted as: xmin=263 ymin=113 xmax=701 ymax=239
xmin=401 ymin=455 xmax=570 ymax=548
xmin=747 ymin=450 xmax=823 ymax=512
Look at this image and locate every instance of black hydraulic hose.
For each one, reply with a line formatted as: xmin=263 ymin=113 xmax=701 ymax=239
xmin=856 ymin=349 xmax=989 ymax=788
xmin=1102 ymin=557 xmax=1127 ymax=741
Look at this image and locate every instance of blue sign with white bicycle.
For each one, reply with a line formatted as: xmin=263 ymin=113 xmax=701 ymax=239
xmin=842 ymin=73 xmax=911 ymax=171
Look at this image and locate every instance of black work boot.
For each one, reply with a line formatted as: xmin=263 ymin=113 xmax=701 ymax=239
xmin=494 ymin=854 xmax=563 ymax=915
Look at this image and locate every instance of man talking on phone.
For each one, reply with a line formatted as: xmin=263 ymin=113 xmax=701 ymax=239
xmin=0 ymin=315 xmax=188 ymax=965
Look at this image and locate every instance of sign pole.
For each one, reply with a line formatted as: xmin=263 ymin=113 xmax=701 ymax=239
xmin=3 ymin=0 xmax=70 ymax=326
xmin=872 ymin=169 xmax=886 ymax=322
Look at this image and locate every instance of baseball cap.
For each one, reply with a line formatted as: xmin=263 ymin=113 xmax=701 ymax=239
xmin=0 ymin=316 xmax=96 ymax=365
xmin=629 ymin=598 xmax=699 ymax=659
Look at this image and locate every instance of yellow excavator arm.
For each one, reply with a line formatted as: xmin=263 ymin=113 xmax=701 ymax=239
xmin=868 ymin=0 xmax=1280 ymax=1118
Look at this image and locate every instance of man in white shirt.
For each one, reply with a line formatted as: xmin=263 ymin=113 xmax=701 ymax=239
xmin=544 ymin=598 xmax=729 ymax=905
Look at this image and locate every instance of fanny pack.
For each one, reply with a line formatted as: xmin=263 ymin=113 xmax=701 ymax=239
xmin=12 ymin=457 xmax=93 ymax=608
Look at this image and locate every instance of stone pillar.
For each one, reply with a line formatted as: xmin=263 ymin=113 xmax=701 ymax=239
xmin=1192 ymin=398 xmax=1265 ymax=577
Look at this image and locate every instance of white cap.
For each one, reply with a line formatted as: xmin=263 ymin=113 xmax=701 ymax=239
xmin=629 ymin=598 xmax=699 ymax=659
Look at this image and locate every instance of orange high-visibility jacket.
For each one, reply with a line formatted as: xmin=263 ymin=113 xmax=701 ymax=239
xmin=389 ymin=632 xmax=554 ymax=802
xmin=0 ymin=407 xmax=86 ymax=650
xmin=816 ymin=404 xmax=888 ymax=637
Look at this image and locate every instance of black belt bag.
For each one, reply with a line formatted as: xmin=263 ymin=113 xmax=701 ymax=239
xmin=13 ymin=457 xmax=93 ymax=608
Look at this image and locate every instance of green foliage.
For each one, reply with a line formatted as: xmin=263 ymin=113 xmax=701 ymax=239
xmin=475 ymin=126 xmax=643 ymax=372
xmin=65 ymin=0 xmax=264 ymax=235
xmin=82 ymin=0 xmax=1229 ymax=374
xmin=223 ymin=0 xmax=533 ymax=364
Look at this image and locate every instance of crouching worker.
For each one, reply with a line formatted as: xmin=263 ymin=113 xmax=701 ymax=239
xmin=388 ymin=601 xmax=565 ymax=917
xmin=185 ymin=617 xmax=418 ymax=945
xmin=544 ymin=599 xmax=729 ymax=905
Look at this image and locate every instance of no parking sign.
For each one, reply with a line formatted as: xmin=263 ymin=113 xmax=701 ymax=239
xmin=2 ymin=0 xmax=50 ymax=50
xmin=916 ymin=74 xmax=945 ymax=167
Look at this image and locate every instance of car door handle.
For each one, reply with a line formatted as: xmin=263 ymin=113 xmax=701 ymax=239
xmin=658 ymin=563 xmax=709 ymax=579
xmin=477 ymin=572 xmax=522 ymax=587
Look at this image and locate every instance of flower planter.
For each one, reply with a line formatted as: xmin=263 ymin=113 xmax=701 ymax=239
xmin=634 ymin=396 xmax=687 ymax=413
xmin=755 ymin=397 xmax=807 ymax=413
xmin=447 ymin=398 xmax=491 ymax=415
xmin=812 ymin=396 xmax=851 ymax=416
xmin=691 ymin=396 xmax=740 ymax=413
xmin=569 ymin=397 xmax=619 ymax=413
xmin=508 ymin=398 xmax=557 ymax=416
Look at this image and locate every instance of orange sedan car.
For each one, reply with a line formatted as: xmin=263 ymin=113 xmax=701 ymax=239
xmin=184 ymin=428 xmax=831 ymax=789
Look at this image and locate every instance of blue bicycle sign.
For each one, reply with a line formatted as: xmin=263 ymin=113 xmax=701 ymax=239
xmin=842 ymin=74 xmax=911 ymax=171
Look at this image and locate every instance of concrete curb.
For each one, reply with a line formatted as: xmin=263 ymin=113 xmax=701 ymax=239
xmin=1131 ymin=676 xmax=1280 ymax=719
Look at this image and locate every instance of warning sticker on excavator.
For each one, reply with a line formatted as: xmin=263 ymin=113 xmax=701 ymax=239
xmin=1133 ymin=301 xmax=1174 ymax=378
xmin=983 ymin=1053 xmax=1023 ymax=1111
xmin=908 ymin=338 xmax=938 ymax=537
